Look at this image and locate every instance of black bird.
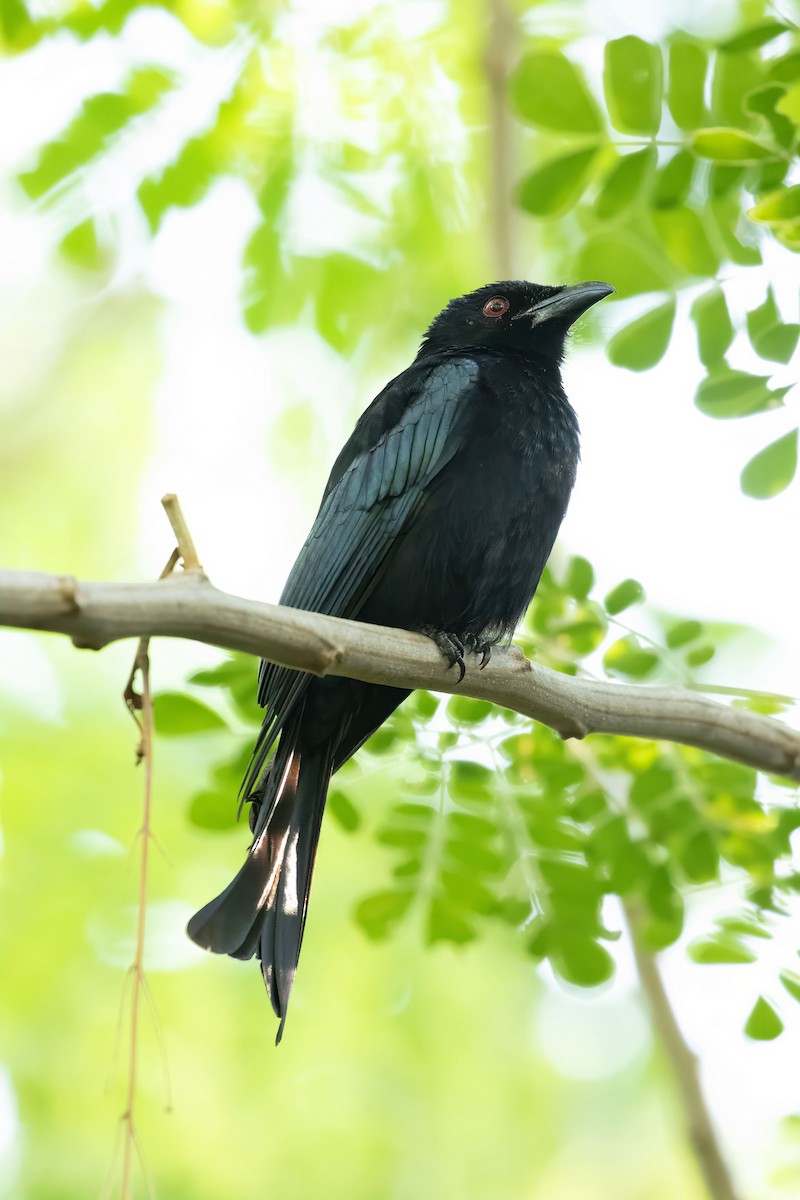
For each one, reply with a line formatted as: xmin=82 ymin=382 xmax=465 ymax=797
xmin=187 ymin=279 xmax=613 ymax=1039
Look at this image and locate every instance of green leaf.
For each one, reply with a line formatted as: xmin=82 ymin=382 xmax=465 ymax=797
xmin=694 ymin=370 xmax=788 ymax=419
xmin=667 ymin=40 xmax=707 ymax=130
xmin=686 ymin=644 xmax=715 ymax=667
xmin=710 ymin=194 xmax=763 ymax=265
xmin=666 ymin=619 xmax=703 ymax=648
xmin=680 ymin=830 xmax=719 ymax=883
xmin=650 ymin=150 xmax=695 ymax=209
xmin=564 ymin=555 xmax=594 ymax=599
xmin=576 ymin=231 xmax=671 ymax=298
xmin=607 ymin=301 xmax=674 ymax=371
xmin=779 ymin=969 xmax=800 ymax=1003
xmin=749 ymin=187 xmax=800 ymax=228
xmin=427 ymin=895 xmax=476 ymax=945
xmin=688 ymin=936 xmax=756 ymax=964
xmin=740 ymin=430 xmax=798 ymax=499
xmin=329 ymin=788 xmax=361 ymax=832
xmin=604 ymin=36 xmax=662 ymax=135
xmin=768 ymin=52 xmax=800 ymax=84
xmin=594 ymin=146 xmax=655 ymax=219
xmin=691 ymin=128 xmax=778 ymax=164
xmin=750 ymin=324 xmax=800 ymax=364
xmin=447 ymin=695 xmax=493 ymax=725
xmin=746 ymin=84 xmax=795 ymax=149
xmin=517 ymin=147 xmax=598 ymax=216
xmin=719 ymin=21 xmax=788 ymax=54
xmin=552 ymin=937 xmax=614 ymax=987
xmin=603 ymin=636 xmax=659 ymax=678
xmin=746 ymin=287 xmax=799 ymax=364
xmin=187 ymin=790 xmax=238 ymax=831
xmin=152 ymin=692 xmax=227 ymax=735
xmin=59 ymin=219 xmax=110 ymax=273
xmin=712 ymin=51 xmax=764 ymax=125
xmin=138 ymin=135 xmax=219 ymax=233
xmin=509 ymin=51 xmax=603 ymax=133
xmin=449 ymin=760 xmax=494 ymax=804
xmin=355 ymin=890 xmax=413 ymax=940
xmin=744 ymin=996 xmax=784 ymax=1040
xmin=18 ymin=70 xmax=173 ymax=199
xmin=690 ymin=287 xmax=734 ymax=367
xmin=604 ymin=578 xmax=645 ymax=614
xmin=652 ymin=207 xmax=718 ymax=276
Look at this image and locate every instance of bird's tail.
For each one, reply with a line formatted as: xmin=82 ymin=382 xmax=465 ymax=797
xmin=186 ymin=708 xmax=333 ymax=1042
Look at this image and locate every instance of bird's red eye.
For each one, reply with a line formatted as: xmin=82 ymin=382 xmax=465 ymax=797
xmin=483 ymin=296 xmax=509 ymax=318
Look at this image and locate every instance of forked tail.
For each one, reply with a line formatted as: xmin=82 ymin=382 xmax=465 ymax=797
xmin=187 ymin=709 xmax=333 ymax=1042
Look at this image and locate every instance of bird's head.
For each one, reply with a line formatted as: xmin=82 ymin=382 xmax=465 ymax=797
xmin=419 ymin=279 xmax=614 ymax=364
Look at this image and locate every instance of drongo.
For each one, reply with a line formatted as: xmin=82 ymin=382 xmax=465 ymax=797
xmin=187 ymin=278 xmax=613 ymax=1040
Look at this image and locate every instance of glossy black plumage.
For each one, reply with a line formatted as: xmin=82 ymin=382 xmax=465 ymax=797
xmin=187 ymin=278 xmax=612 ymax=1040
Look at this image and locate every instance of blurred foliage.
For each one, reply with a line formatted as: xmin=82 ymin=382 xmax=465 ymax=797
xmin=2 ymin=0 xmax=800 ymax=1195
xmin=510 ymin=20 xmax=800 ymax=500
xmin=6 ymin=0 xmax=799 ymax=497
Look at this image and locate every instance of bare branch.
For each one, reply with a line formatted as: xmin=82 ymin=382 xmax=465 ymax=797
xmin=625 ymin=901 xmax=743 ymax=1200
xmin=1 ymin=567 xmax=798 ymax=781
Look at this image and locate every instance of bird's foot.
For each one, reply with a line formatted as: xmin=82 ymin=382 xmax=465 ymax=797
xmin=422 ymin=627 xmax=466 ymax=683
xmin=462 ymin=632 xmax=493 ymax=670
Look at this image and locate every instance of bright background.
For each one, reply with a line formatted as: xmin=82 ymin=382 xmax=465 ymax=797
xmin=1 ymin=1 xmax=799 ymax=1197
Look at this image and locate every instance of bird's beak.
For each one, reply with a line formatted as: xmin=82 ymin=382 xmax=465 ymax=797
xmin=512 ymin=281 xmax=615 ymax=327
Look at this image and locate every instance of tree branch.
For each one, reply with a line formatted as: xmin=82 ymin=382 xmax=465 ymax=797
xmin=1 ymin=567 xmax=799 ymax=781
xmin=625 ymin=901 xmax=742 ymax=1200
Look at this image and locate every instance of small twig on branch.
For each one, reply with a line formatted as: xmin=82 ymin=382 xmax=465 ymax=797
xmin=1 ymin=568 xmax=799 ymax=782
xmin=625 ymin=901 xmax=743 ymax=1200
xmin=160 ymin=493 xmax=204 ymax=575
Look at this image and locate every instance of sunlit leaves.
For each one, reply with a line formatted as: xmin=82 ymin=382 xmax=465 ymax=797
xmin=564 ymin=555 xmax=594 ymax=600
xmin=139 ymin=137 xmax=219 ymax=233
xmin=355 ymin=889 xmax=414 ymax=940
xmin=604 ymin=579 xmax=645 ymax=614
xmin=665 ymin=619 xmax=703 ymax=649
xmin=517 ymin=147 xmax=599 ymax=216
xmin=691 ymin=127 xmax=778 ymax=164
xmin=188 ymin=790 xmax=239 ymax=831
xmin=780 ymin=970 xmax=800 ymax=1003
xmin=650 ymin=151 xmax=695 ymax=209
xmin=719 ymin=22 xmax=788 ymax=54
xmin=603 ymin=636 xmax=659 ymax=678
xmin=691 ymin=287 xmax=734 ymax=367
xmin=667 ymin=40 xmax=707 ymax=130
xmin=607 ymin=300 xmax=675 ymax=370
xmin=712 ymin=50 xmax=764 ymax=125
xmin=688 ymin=936 xmax=757 ymax=964
xmin=745 ymin=996 xmax=784 ymax=1040
xmin=329 ymin=788 xmax=361 ymax=832
xmin=746 ymin=288 xmax=800 ymax=363
xmin=746 ymin=84 xmax=796 ymax=149
xmin=603 ymin=37 xmax=662 ymax=135
xmin=153 ymin=692 xmax=228 ymax=735
xmin=594 ymin=147 xmax=655 ymax=219
xmin=59 ymin=219 xmax=110 ymax=274
xmin=740 ymin=430 xmax=798 ymax=499
xmin=509 ymin=50 xmax=603 ymax=133
xmin=694 ymin=370 xmax=789 ymax=419
xmin=651 ymin=207 xmax=718 ymax=276
xmin=576 ymin=232 xmax=671 ymax=298
xmin=18 ymin=68 xmax=174 ymax=200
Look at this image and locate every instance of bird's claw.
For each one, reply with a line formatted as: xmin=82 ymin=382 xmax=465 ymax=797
xmin=423 ymin=627 xmax=466 ymax=683
xmin=462 ymin=632 xmax=492 ymax=670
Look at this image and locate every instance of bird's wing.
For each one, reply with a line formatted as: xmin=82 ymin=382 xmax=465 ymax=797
xmin=244 ymin=355 xmax=479 ymax=795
